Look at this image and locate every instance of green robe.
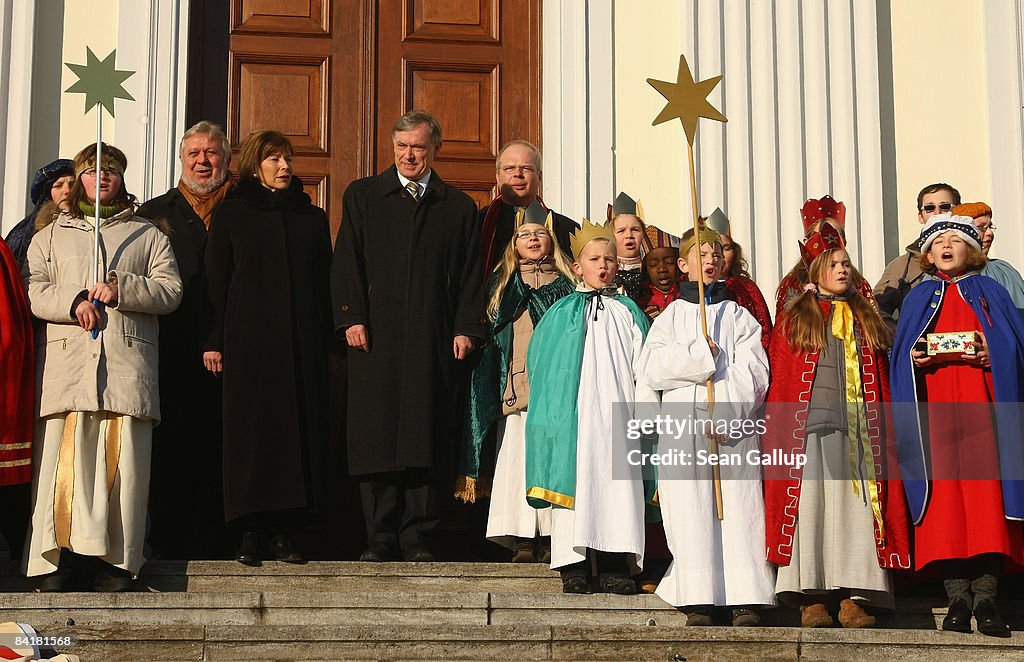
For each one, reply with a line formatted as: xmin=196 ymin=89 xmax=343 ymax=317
xmin=524 ymin=288 xmax=652 ymax=509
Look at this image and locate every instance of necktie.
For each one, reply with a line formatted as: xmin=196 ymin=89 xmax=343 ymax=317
xmin=406 ymin=181 xmax=420 ymax=201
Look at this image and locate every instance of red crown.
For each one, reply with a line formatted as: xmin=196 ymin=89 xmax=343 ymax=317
xmin=799 ymin=222 xmax=846 ymax=265
xmin=801 ymin=195 xmax=846 ymax=232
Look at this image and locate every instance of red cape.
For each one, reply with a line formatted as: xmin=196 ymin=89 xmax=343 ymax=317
xmin=0 ymin=238 xmax=33 ymax=486
xmin=763 ymin=299 xmax=910 ymax=569
xmin=725 ymin=276 xmax=772 ymax=353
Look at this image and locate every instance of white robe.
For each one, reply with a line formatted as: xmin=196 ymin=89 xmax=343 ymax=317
xmin=487 ymin=410 xmax=552 ymax=548
xmin=639 ymin=297 xmax=777 ymax=607
xmin=549 ymin=292 xmax=657 ymax=571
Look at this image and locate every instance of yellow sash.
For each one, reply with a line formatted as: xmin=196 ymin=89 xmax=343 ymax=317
xmin=831 ymin=301 xmax=885 ymax=539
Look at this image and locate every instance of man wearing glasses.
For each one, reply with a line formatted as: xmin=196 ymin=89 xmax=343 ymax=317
xmin=873 ymin=182 xmax=961 ymax=328
xmin=479 ymin=140 xmax=579 ymax=274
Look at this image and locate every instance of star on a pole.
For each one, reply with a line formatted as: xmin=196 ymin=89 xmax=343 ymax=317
xmin=647 ymin=54 xmax=726 ymax=145
xmin=65 ymin=48 xmax=135 ymax=117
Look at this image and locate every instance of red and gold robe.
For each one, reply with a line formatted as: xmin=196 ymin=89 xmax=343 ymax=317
xmin=0 ymin=238 xmax=33 ymax=486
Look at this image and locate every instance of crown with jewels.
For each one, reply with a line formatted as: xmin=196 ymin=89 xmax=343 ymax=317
xmin=570 ymin=218 xmax=616 ymax=258
xmin=801 ymin=195 xmax=846 ymax=232
xmin=799 ymin=221 xmax=846 ymax=265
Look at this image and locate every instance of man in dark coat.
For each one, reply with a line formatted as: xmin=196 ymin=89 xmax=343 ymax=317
xmin=332 ymin=110 xmax=486 ymax=562
xmin=137 ymin=120 xmax=234 ymax=559
xmin=479 ymin=140 xmax=579 ymax=274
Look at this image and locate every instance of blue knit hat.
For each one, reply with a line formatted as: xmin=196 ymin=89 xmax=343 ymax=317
xmin=29 ymin=158 xmax=74 ymax=206
xmin=919 ymin=213 xmax=982 ymax=252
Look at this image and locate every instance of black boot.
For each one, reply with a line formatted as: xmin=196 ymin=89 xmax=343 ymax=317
xmin=235 ymin=531 xmax=262 ymax=567
xmin=37 ymin=549 xmax=78 ymax=592
xmin=271 ymin=534 xmax=305 ymax=564
xmin=95 ymin=561 xmax=135 ymax=592
xmin=560 ymin=559 xmax=591 ymax=594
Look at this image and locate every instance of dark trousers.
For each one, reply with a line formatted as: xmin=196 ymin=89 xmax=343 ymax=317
xmin=359 ymin=469 xmax=439 ymax=549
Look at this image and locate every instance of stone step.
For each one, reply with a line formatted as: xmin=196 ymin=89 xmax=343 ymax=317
xmin=4 ymin=588 xmax=1024 ymax=631
xmin=0 ymin=560 xmax=564 ymax=593
xmin=19 ymin=624 xmax=1024 ymax=661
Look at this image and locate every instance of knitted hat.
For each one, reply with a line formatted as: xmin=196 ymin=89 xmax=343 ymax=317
xmin=919 ymin=213 xmax=982 ymax=252
xmin=29 ymin=158 xmax=74 ymax=206
xmin=800 ymin=195 xmax=846 ymax=232
xmin=951 ymin=202 xmax=992 ymax=220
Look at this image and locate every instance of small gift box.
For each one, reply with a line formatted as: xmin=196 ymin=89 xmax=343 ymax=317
xmin=925 ymin=331 xmax=980 ymax=356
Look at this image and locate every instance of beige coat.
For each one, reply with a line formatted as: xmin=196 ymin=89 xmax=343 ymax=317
xmin=26 ymin=208 xmax=182 ymax=421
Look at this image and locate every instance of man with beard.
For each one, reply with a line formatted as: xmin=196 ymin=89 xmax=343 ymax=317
xmin=479 ymin=140 xmax=578 ymax=274
xmin=138 ymin=121 xmax=234 ymax=559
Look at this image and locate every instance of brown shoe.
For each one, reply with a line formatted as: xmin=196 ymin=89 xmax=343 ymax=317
xmin=731 ymin=608 xmax=760 ymax=626
xmin=684 ymin=608 xmax=713 ymax=626
xmin=838 ymin=599 xmax=876 ymax=628
xmin=800 ymin=603 xmax=834 ymax=628
xmin=511 ymin=538 xmax=537 ymax=563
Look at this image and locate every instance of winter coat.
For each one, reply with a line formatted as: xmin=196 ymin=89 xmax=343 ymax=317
xmin=205 ymin=176 xmax=332 ymax=522
xmin=332 ymin=166 xmax=486 ymax=476
xmin=26 ymin=207 xmax=182 ymax=421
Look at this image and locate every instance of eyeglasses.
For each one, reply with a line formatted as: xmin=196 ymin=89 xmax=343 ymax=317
xmin=515 ymin=229 xmax=550 ymax=240
xmin=975 ymin=223 xmax=997 ymax=232
xmin=920 ymin=203 xmax=953 ymax=213
xmin=500 ymin=165 xmax=537 ymax=175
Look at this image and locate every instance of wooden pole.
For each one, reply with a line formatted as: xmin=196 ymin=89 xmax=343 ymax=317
xmin=687 ymin=142 xmax=723 ymax=521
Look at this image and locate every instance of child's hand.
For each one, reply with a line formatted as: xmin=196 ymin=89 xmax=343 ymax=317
xmin=707 ymin=338 xmax=720 ymax=359
xmin=74 ymin=297 xmax=102 ymax=331
xmin=89 ymin=280 xmax=118 ymax=306
xmin=911 ymin=349 xmax=934 ymax=367
xmin=453 ymin=335 xmax=474 ymax=360
xmin=962 ymin=332 xmax=991 ymax=367
xmin=346 ymin=324 xmax=370 ymax=352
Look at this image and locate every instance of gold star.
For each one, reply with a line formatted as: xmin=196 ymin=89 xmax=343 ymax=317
xmin=647 ymin=54 xmax=727 ymax=145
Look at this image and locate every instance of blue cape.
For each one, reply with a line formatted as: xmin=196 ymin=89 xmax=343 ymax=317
xmin=890 ymin=272 xmax=1024 ymax=524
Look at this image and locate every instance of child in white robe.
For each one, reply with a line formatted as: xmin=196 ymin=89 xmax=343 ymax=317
xmin=525 ymin=222 xmax=657 ymax=594
xmin=639 ymin=227 xmax=776 ymax=625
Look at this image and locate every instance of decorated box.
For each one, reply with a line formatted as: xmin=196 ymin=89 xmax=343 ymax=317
xmin=925 ymin=331 xmax=980 ymax=356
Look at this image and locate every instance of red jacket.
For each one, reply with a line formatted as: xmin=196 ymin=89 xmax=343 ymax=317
xmin=763 ymin=299 xmax=910 ymax=569
xmin=0 ymin=238 xmax=33 ymax=486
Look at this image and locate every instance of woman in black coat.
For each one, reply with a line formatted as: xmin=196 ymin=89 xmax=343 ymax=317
xmin=204 ymin=130 xmax=332 ymax=564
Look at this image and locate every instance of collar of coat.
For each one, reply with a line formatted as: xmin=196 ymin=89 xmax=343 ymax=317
xmin=235 ymin=176 xmax=313 ymax=212
xmin=380 ymin=166 xmax=449 ymax=200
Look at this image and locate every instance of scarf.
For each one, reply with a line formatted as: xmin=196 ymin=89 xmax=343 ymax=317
xmin=178 ymin=176 xmax=233 ymax=228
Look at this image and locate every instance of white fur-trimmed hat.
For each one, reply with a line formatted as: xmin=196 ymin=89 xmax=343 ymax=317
xmin=919 ymin=213 xmax=982 ymax=252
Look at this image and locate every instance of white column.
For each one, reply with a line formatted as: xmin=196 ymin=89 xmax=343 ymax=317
xmin=116 ymin=0 xmax=190 ymax=204
xmin=0 ymin=1 xmax=37 ymax=235
xmin=985 ymin=0 xmax=1024 ymax=266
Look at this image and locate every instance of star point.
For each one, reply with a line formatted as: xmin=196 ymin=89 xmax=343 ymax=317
xmin=65 ymin=47 xmax=135 ymax=117
xmin=647 ymin=54 xmax=727 ymax=145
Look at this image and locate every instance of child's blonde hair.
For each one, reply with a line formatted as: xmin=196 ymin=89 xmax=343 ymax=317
xmin=486 ymin=228 xmax=576 ymax=321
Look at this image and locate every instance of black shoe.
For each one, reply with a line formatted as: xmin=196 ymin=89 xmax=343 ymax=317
xmin=95 ymin=562 xmax=135 ymax=592
xmin=942 ymin=598 xmax=973 ymax=633
xmin=536 ymin=536 xmax=551 ymax=564
xmin=974 ymin=599 xmax=1011 ymax=637
xmin=271 ymin=534 xmax=306 ymax=564
xmin=562 ymin=575 xmax=590 ymax=594
xmin=37 ymin=549 xmax=81 ymax=592
xmin=235 ymin=531 xmax=263 ymax=567
xmin=359 ymin=543 xmax=396 ymax=562
xmin=402 ymin=544 xmax=434 ymax=562
xmin=598 ymin=572 xmax=638 ymax=595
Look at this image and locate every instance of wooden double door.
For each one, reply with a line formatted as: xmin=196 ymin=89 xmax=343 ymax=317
xmin=214 ymin=0 xmax=542 ymax=237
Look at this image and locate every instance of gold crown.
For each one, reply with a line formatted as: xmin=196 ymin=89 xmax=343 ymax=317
xmin=570 ymin=218 xmax=616 ymax=259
